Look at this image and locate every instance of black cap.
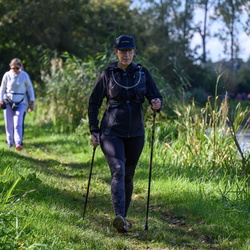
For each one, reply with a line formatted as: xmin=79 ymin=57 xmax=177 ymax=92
xmin=115 ymin=35 xmax=136 ymax=50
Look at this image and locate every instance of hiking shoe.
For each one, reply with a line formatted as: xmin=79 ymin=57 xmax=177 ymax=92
xmin=16 ymin=144 xmax=23 ymax=151
xmin=113 ymin=215 xmax=129 ymax=233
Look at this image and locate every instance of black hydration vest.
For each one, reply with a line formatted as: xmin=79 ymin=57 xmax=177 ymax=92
xmin=107 ymin=63 xmax=146 ymax=108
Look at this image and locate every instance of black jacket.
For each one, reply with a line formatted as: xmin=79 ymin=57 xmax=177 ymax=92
xmin=88 ymin=61 xmax=162 ymax=137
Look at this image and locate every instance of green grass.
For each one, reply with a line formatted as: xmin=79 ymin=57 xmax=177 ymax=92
xmin=0 ymin=111 xmax=249 ymax=250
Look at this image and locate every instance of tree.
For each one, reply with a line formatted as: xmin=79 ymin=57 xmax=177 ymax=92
xmin=132 ymin=0 xmax=195 ymax=84
xmin=194 ymin=0 xmax=217 ymax=65
xmin=0 ymin=0 xmax=137 ymax=82
xmin=213 ymin=0 xmax=246 ymax=62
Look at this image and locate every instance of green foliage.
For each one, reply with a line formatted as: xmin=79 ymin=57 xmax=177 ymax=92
xmin=237 ymin=67 xmax=250 ymax=93
xmin=0 ymin=0 xmax=136 ymax=79
xmin=159 ymin=90 xmax=250 ymax=177
xmin=38 ymin=50 xmax=113 ymax=132
xmin=0 ymin=169 xmax=23 ymax=248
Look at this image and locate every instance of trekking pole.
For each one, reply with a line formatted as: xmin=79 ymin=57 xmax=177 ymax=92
xmin=145 ymin=110 xmax=156 ymax=231
xmin=83 ymin=146 xmax=96 ymax=219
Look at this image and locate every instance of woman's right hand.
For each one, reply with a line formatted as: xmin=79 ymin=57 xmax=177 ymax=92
xmin=90 ymin=132 xmax=100 ymax=148
xmin=28 ymin=101 xmax=34 ymax=112
xmin=0 ymin=101 xmax=3 ymax=105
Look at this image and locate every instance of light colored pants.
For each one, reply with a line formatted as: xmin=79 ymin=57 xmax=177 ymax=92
xmin=4 ymin=103 xmax=26 ymax=146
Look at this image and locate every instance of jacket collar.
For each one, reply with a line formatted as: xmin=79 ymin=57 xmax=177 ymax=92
xmin=108 ymin=61 xmax=137 ymax=73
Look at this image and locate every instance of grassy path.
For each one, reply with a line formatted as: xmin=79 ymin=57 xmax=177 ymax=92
xmin=0 ymin=112 xmax=249 ymax=249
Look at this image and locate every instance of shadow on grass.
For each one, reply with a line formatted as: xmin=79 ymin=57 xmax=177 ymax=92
xmin=0 ymin=147 xmax=105 ymax=179
xmin=0 ymin=124 xmax=5 ymax=132
xmin=0 ymin=149 xmax=110 ymax=220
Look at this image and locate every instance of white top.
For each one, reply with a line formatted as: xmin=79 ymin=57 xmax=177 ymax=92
xmin=0 ymin=69 xmax=35 ymax=104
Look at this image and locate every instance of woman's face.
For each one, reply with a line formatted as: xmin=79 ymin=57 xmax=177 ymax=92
xmin=115 ymin=49 xmax=135 ymax=69
xmin=10 ymin=65 xmax=21 ymax=74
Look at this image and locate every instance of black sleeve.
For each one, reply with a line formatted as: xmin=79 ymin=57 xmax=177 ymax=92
xmin=143 ymin=67 xmax=163 ymax=107
xmin=88 ymin=71 xmax=107 ymax=133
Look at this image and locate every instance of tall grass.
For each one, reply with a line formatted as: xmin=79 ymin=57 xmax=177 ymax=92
xmin=0 ymin=166 xmax=27 ymax=249
xmin=161 ymin=91 xmax=250 ymax=178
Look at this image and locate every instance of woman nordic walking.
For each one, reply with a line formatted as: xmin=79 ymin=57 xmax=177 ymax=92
xmin=88 ymin=35 xmax=162 ymax=233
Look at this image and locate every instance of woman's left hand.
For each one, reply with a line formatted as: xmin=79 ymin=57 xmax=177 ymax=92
xmin=151 ymin=98 xmax=161 ymax=111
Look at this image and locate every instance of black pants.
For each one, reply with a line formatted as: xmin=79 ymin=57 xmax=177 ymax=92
xmin=100 ymin=134 xmax=145 ymax=218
